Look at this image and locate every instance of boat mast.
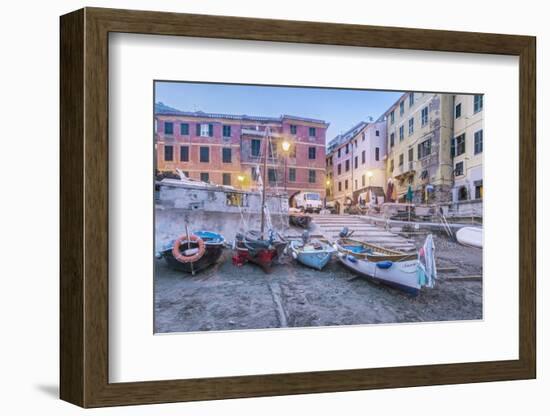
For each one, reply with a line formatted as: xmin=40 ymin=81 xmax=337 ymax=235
xmin=260 ymin=127 xmax=269 ymax=239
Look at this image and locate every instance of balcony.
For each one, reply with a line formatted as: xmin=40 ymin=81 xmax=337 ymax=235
xmin=394 ymin=161 xmax=415 ymax=179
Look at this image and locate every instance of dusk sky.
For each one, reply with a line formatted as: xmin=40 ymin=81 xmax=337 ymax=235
xmin=155 ymin=81 xmax=404 ymax=142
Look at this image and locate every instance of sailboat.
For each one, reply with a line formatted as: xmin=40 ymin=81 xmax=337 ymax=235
xmin=232 ymin=127 xmax=288 ymax=273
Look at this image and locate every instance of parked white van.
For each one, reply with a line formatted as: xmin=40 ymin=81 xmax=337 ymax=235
xmin=293 ymin=192 xmax=323 ymax=213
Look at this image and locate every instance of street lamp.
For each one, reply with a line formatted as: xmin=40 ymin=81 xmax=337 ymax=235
xmin=281 ymin=140 xmax=291 ymax=192
xmin=237 ymin=174 xmax=245 ymax=189
xmin=367 ymin=171 xmax=373 ymax=188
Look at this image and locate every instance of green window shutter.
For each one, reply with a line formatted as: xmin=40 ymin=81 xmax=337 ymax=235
xmin=209 ymin=124 xmax=214 ymax=137
xmin=196 ymin=124 xmax=201 ymax=136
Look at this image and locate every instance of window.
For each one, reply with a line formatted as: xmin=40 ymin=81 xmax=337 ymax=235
xmin=390 ymin=110 xmax=395 ymax=124
xmin=458 ymin=186 xmax=468 ymax=201
xmin=455 ymin=103 xmax=462 ymax=119
xmin=289 ymin=168 xmax=296 ymax=182
xmin=475 ymin=180 xmax=483 ymax=199
xmin=399 ymin=101 xmax=404 ymax=116
xmin=180 ymin=146 xmax=189 ymax=162
xmin=308 ymin=147 xmax=316 ymax=159
xmin=222 ymin=125 xmax=231 ymax=137
xmin=455 ymin=161 xmax=464 ymax=176
xmin=376 ymin=130 xmax=380 ymax=137
xmin=338 ymin=181 xmax=342 ymax=192
xmin=309 ymin=127 xmax=316 ymax=137
xmin=250 ymin=167 xmax=258 ymax=181
xmin=390 ymin=159 xmax=394 ymax=172
xmin=290 ymin=125 xmax=297 ymax=134
xmin=452 ymin=134 xmax=466 ymax=157
xmin=408 ymin=118 xmax=414 ymax=136
xmin=222 ymin=148 xmax=232 ymax=163
xmin=289 ymin=145 xmax=296 ymax=158
xmin=337 ymin=164 xmax=341 ymax=175
xmin=308 ymin=170 xmax=316 ymax=183
xmin=355 ymin=179 xmax=358 ymax=190
xmin=199 ymin=146 xmax=209 ymax=162
xmin=337 ymin=148 xmax=341 ymax=158
xmin=200 ymin=172 xmax=209 ymax=182
xmin=474 ymin=95 xmax=483 ymax=113
xmin=268 ymin=168 xmax=277 ymax=183
xmin=345 ymin=179 xmax=348 ymax=190
xmin=417 ymin=139 xmax=432 ymax=159
xmin=180 ymin=123 xmax=189 ymax=135
xmin=408 ymin=148 xmax=414 ymax=162
xmin=409 ymin=93 xmax=414 ymax=106
xmin=251 ymin=139 xmax=261 ymax=157
xmin=222 ymin=173 xmax=231 ymax=185
xmin=421 ymin=107 xmax=428 ymax=126
xmin=399 ymin=125 xmax=404 ymax=141
xmin=345 ymin=143 xmax=349 ymax=154
xmin=362 ymin=174 xmax=365 ymax=187
xmin=362 ymin=132 xmax=366 ymax=141
xmin=375 ymin=147 xmax=380 ymax=161
xmin=361 ymin=150 xmax=366 ymax=164
xmin=399 ymin=153 xmax=404 ymax=166
xmin=390 ymin=133 xmax=395 ymax=147
xmin=197 ymin=123 xmax=213 ymax=137
xmin=474 ymin=130 xmax=483 ymax=154
xmin=226 ymin=192 xmax=247 ymax=207
xmin=354 ymin=156 xmax=358 ymax=169
xmin=164 ymin=145 xmax=173 ymax=161
xmin=268 ymin=142 xmax=277 ymax=159
xmin=345 ymin=160 xmax=350 ymax=172
xmin=164 ymin=122 xmax=173 ymax=135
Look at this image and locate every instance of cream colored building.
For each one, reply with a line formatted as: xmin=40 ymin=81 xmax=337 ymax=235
xmin=451 ymin=94 xmax=484 ymax=202
xmin=385 ymin=92 xmax=455 ymax=203
xmin=326 ymin=120 xmax=386 ymax=212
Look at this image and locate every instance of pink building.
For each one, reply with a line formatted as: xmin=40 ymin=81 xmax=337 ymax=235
xmin=155 ymin=103 xmax=329 ymax=198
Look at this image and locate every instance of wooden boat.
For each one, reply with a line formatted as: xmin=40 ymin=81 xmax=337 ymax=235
xmin=456 ymin=226 xmax=483 ymax=248
xmin=232 ymin=230 xmax=287 ymax=273
xmin=289 ymin=238 xmax=334 ymax=270
xmin=232 ymin=127 xmax=287 ymax=273
xmin=334 ymin=232 xmax=437 ymax=295
xmin=157 ymin=230 xmax=225 ymax=274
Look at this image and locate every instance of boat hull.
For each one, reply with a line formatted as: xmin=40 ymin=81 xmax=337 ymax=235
xmin=289 ymin=240 xmax=333 ymax=270
xmin=456 ymin=227 xmax=483 ymax=248
xmin=162 ymin=245 xmax=224 ymax=273
xmin=158 ymin=231 xmax=225 ymax=274
xmin=336 ymin=251 xmax=420 ymax=295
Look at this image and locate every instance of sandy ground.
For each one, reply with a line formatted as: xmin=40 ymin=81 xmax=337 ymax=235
xmin=154 ymin=233 xmax=482 ymax=333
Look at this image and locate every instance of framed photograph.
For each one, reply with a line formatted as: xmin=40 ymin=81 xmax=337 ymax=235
xmin=60 ymin=7 xmax=536 ymax=408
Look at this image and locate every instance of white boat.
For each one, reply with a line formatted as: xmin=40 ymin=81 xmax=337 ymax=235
xmin=456 ymin=227 xmax=483 ymax=248
xmin=289 ymin=238 xmax=334 ymax=270
xmin=334 ymin=232 xmax=437 ymax=296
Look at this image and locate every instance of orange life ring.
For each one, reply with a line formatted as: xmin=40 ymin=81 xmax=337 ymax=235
xmin=172 ymin=234 xmax=206 ymax=263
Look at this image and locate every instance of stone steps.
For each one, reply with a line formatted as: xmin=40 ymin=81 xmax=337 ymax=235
xmin=312 ymin=214 xmax=416 ymax=252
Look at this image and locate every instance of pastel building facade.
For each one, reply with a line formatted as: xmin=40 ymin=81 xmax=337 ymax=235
xmin=326 ymin=120 xmax=386 ymax=211
xmin=385 ymin=92 xmax=455 ymax=203
xmin=155 ymin=103 xmax=329 ymax=198
xmin=450 ymin=94 xmax=484 ymax=202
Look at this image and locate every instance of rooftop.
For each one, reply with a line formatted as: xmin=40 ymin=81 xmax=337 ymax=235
xmin=155 ymin=102 xmax=329 ymax=126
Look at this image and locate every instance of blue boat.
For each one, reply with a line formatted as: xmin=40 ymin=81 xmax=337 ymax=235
xmin=157 ymin=230 xmax=225 ymax=274
xmin=288 ymin=232 xmax=335 ymax=271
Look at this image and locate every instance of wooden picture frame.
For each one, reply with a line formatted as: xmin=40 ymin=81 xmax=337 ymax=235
xmin=60 ymin=7 xmax=536 ymax=408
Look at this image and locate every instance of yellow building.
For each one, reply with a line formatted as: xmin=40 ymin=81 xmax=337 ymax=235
xmin=385 ymin=92 xmax=454 ymax=203
xmin=451 ymin=94 xmax=484 ymax=202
